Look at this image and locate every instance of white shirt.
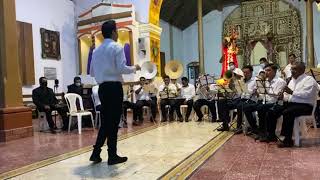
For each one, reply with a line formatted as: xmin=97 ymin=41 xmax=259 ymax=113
xmin=264 ymin=77 xmax=286 ymax=103
xmin=134 ymin=85 xmax=150 ymax=101
xmin=284 ymin=74 xmax=319 ymax=105
xmin=90 ymin=39 xmax=136 ymax=83
xmin=283 ymin=64 xmax=292 ymax=78
xmin=92 ymin=85 xmax=101 ymax=106
xmin=181 ymin=84 xmax=195 ymax=100
xmin=158 ymin=84 xmax=177 ymax=98
xmin=241 ymin=76 xmax=257 ymax=100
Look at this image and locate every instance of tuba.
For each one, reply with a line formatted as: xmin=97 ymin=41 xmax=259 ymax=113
xmin=140 ymin=61 xmax=158 ymax=79
xmin=165 ymin=60 xmax=184 ymax=79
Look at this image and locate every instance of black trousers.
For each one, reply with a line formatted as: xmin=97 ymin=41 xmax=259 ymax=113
xmin=193 ymin=99 xmax=217 ymax=121
xmin=160 ymin=99 xmax=176 ymax=121
xmin=123 ymin=101 xmax=137 ymax=121
xmin=235 ymin=99 xmax=256 ymax=129
xmin=243 ymin=101 xmax=273 ymax=134
xmin=217 ymin=98 xmax=242 ymax=128
xmin=176 ymin=99 xmax=194 ymax=119
xmin=136 ymin=99 xmax=157 ymax=121
xmin=38 ymin=104 xmax=68 ymax=129
xmin=94 ymin=82 xmax=122 ymax=157
xmin=281 ymin=102 xmax=313 ymax=142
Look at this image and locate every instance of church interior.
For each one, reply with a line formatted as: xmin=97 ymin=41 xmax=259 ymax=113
xmin=1 ymin=0 xmax=320 ymax=179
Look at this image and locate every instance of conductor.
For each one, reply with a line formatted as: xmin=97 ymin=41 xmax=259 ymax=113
xmin=89 ymin=20 xmax=141 ymax=165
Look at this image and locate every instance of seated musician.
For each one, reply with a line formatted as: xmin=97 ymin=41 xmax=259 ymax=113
xmin=32 ymin=77 xmax=69 ymax=133
xmin=175 ymin=77 xmax=195 ymax=122
xmin=263 ymin=62 xmax=319 ymax=147
xmin=232 ymin=65 xmax=258 ymax=134
xmin=159 ymin=75 xmax=178 ymax=122
xmin=123 ymin=84 xmax=137 ymax=126
xmin=193 ymin=77 xmax=218 ymax=122
xmin=216 ymin=67 xmax=244 ymax=131
xmin=146 ymin=78 xmax=158 ymax=122
xmin=134 ymin=77 xmax=156 ymax=123
xmin=243 ymin=64 xmax=286 ymax=139
xmin=67 ymin=76 xmax=83 ymax=95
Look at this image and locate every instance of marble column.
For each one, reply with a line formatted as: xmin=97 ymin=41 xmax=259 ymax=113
xmin=306 ymin=0 xmax=315 ymax=68
xmin=197 ymin=0 xmax=205 ymax=74
xmin=0 ymin=0 xmax=33 ymax=142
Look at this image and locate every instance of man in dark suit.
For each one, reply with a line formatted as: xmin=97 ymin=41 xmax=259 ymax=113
xmin=32 ymin=77 xmax=69 ymax=133
xmin=67 ymin=76 xmax=83 ymax=95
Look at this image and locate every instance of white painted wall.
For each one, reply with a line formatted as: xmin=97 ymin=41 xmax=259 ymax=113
xmin=16 ymin=0 xmax=78 ymax=94
xmin=160 ymin=5 xmax=237 ymax=77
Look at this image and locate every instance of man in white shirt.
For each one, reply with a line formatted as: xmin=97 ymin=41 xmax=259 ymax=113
xmin=122 ymin=84 xmax=137 ymax=126
xmin=276 ymin=61 xmax=319 ymax=147
xmin=193 ymin=82 xmax=217 ymax=122
xmin=282 ymin=53 xmax=296 ymax=80
xmin=89 ymin=20 xmax=141 ymax=165
xmin=134 ymin=77 xmax=156 ymax=124
xmin=243 ymin=64 xmax=286 ymax=138
xmin=217 ymin=68 xmax=245 ymax=131
xmin=175 ymin=77 xmax=195 ymax=122
xmin=159 ymin=75 xmax=178 ymax=121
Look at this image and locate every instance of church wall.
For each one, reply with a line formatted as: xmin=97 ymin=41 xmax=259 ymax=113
xmin=159 ymin=20 xmax=184 ymax=64
xmin=160 ymin=1 xmax=320 ymax=78
xmin=160 ymin=5 xmax=238 ymax=77
xmin=16 ymin=0 xmax=78 ymax=94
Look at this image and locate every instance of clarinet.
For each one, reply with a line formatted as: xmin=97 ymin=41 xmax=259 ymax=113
xmin=273 ymin=76 xmax=291 ymax=108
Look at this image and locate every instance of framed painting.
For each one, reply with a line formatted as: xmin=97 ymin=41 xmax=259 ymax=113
xmin=40 ymin=28 xmax=61 ymax=60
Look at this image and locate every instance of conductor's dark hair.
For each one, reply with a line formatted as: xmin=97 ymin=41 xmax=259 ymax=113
xmin=101 ymin=20 xmax=116 ymax=39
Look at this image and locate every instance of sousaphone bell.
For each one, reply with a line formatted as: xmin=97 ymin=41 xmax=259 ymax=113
xmin=140 ymin=61 xmax=158 ymax=79
xmin=165 ymin=60 xmax=184 ymax=79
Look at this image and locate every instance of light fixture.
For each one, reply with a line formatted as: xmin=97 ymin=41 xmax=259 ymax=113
xmin=317 ymin=2 xmax=320 ymax=12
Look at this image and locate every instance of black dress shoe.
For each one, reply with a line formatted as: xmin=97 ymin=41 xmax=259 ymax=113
xmin=50 ymin=128 xmax=56 ymax=134
xmin=108 ymin=155 xmax=128 ymax=165
xmin=217 ymin=127 xmax=229 ymax=131
xmin=278 ymin=139 xmax=294 ymax=148
xmin=89 ymin=148 xmax=102 ymax=163
xmin=196 ymin=118 xmax=203 ymax=122
xmin=234 ymin=128 xmax=243 ymax=134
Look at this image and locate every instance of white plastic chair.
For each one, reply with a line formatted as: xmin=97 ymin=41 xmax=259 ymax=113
xmin=91 ymin=94 xmax=101 ymax=128
xmin=293 ymin=100 xmax=318 ymax=146
xmin=37 ymin=110 xmax=59 ymax=132
xmin=64 ymin=93 xmax=95 ymax=134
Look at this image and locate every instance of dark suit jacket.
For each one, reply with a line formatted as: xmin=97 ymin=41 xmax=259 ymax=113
xmin=67 ymin=84 xmax=83 ymax=95
xmin=32 ymin=87 xmax=58 ymax=110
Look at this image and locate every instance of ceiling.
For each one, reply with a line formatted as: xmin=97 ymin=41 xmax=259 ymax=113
xmin=160 ymin=0 xmax=241 ymax=30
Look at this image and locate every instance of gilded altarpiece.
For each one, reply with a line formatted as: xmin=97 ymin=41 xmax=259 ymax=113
xmin=223 ymin=0 xmax=302 ymax=66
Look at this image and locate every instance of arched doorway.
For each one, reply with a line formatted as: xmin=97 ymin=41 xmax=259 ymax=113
xmin=223 ymin=0 xmax=302 ymax=67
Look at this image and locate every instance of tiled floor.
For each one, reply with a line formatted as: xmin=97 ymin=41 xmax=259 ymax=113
xmin=189 ymin=131 xmax=320 ymax=180
xmin=0 ymin=115 xmax=155 ymax=174
xmin=10 ymin=122 xmax=220 ymax=180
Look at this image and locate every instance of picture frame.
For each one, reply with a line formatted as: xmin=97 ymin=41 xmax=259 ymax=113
xmin=40 ymin=28 xmax=61 ymax=60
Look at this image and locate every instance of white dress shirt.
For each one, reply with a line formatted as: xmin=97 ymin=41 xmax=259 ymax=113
xmin=283 ymin=63 xmax=292 ymax=78
xmin=284 ymin=74 xmax=319 ymax=105
xmin=92 ymin=85 xmax=101 ymax=106
xmin=158 ymin=84 xmax=177 ymax=98
xmin=263 ymin=77 xmax=286 ymax=104
xmin=241 ymin=76 xmax=257 ymax=100
xmin=181 ymin=84 xmax=195 ymax=100
xmin=134 ymin=85 xmax=150 ymax=101
xmin=90 ymin=39 xmax=136 ymax=83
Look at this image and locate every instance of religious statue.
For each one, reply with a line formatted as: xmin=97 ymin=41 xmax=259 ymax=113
xmin=220 ymin=28 xmax=239 ymax=77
